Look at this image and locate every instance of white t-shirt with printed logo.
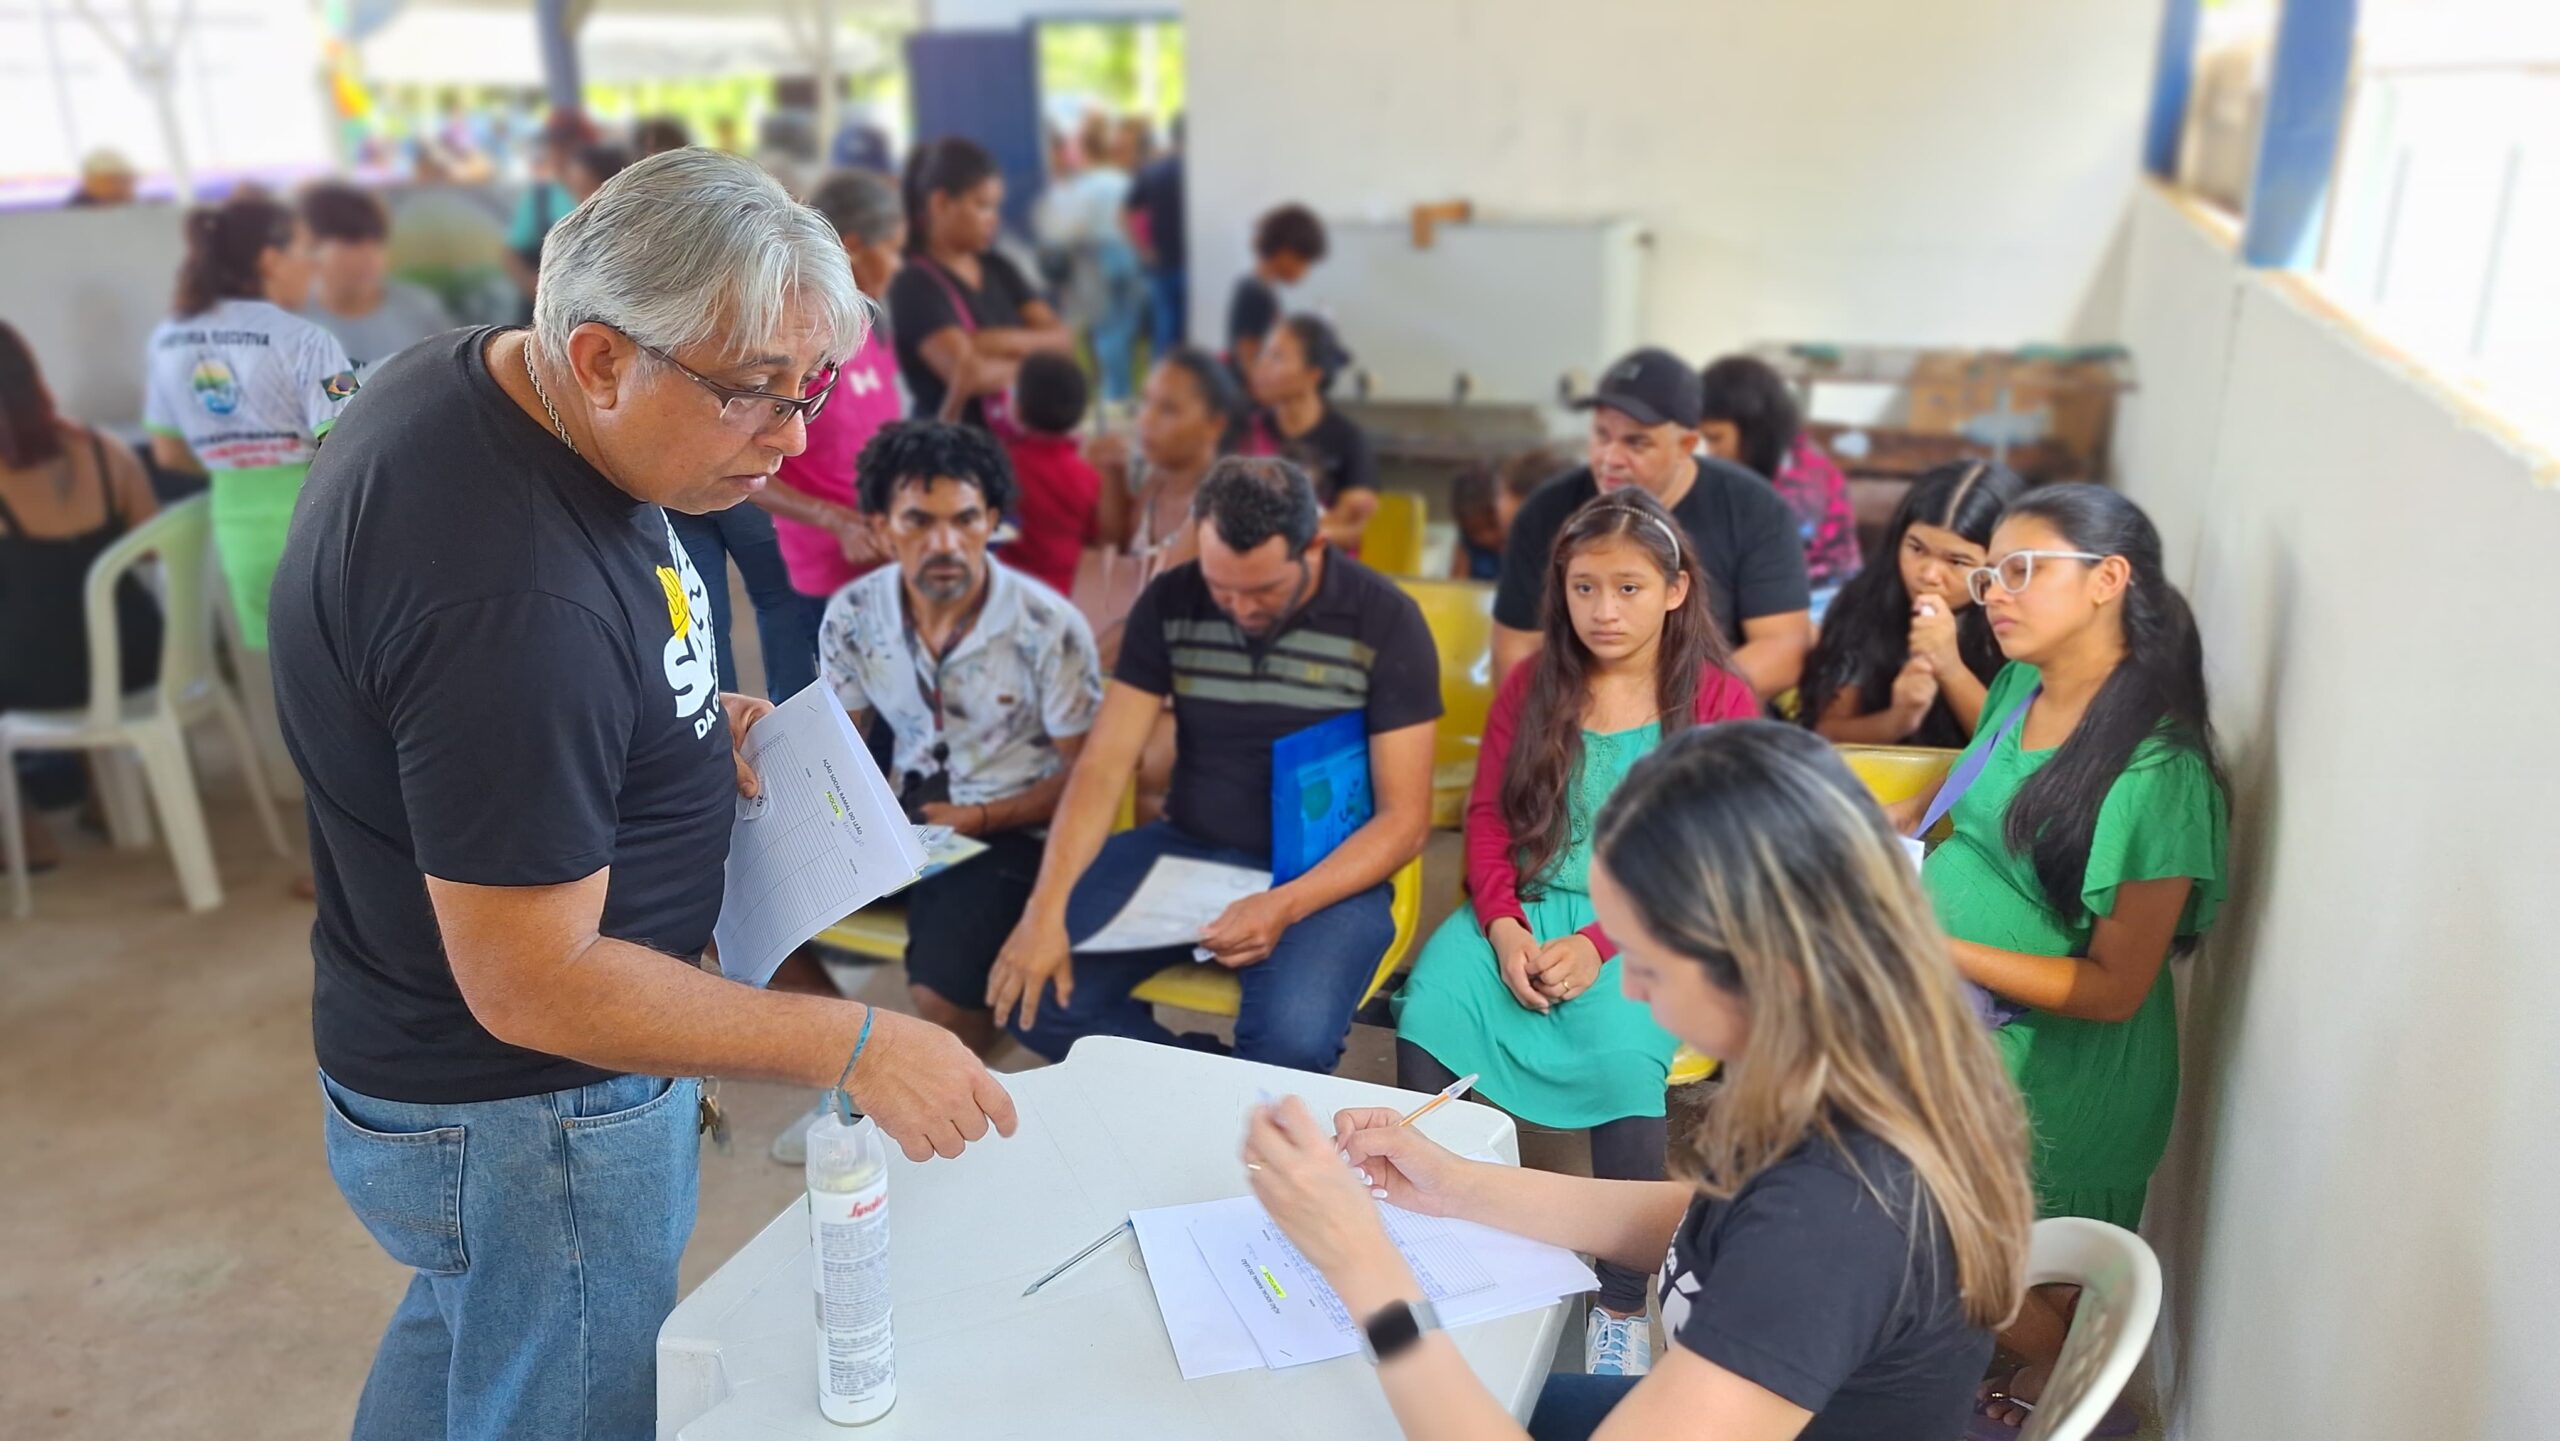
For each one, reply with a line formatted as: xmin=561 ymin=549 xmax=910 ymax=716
xmin=143 ymin=297 xmax=358 ymax=471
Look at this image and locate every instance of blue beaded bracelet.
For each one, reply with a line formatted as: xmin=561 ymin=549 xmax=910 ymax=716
xmin=824 ymin=1004 xmax=875 ymax=1125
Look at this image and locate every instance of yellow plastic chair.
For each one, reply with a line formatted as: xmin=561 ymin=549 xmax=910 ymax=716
xmin=1130 ymin=854 xmax=1425 ymax=1019
xmin=814 ymin=904 xmax=914 ymax=961
xmin=1666 ymin=1050 xmax=1720 ymax=1086
xmin=1665 ymin=742 xmax=1963 ymax=1086
xmin=1361 ymin=491 xmax=1429 ymax=578
xmin=1392 ymin=577 xmax=1498 ymax=829
xmin=1835 ymin=744 xmax=1962 ymax=807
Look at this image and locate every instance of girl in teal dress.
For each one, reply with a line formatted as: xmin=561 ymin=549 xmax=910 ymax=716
xmin=1894 ymin=484 xmax=2229 ymax=1433
xmin=1394 ymin=488 xmax=1757 ymax=1376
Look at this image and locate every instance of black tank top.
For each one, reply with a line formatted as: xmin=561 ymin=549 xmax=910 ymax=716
xmin=0 ymin=432 xmax=163 ymax=711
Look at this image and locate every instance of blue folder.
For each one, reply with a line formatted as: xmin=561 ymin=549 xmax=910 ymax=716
xmin=1269 ymin=711 xmax=1372 ymax=885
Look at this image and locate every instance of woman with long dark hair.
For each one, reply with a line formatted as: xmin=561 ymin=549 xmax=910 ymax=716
xmin=885 ymin=136 xmax=1074 ymax=427
xmin=1393 ymin=489 xmax=1757 ymax=1375
xmin=1093 ymin=347 xmax=1239 ymax=569
xmin=1245 ymin=313 xmax=1376 ymax=551
xmin=142 ymin=189 xmax=355 ymax=650
xmin=1898 ymin=483 xmax=2227 ymax=1429
xmin=1698 ymin=354 xmax=1861 ymax=604
xmin=2 ymin=323 xmax=163 ymax=870
xmin=1800 ymin=460 xmax=2023 ymax=747
xmin=1244 ymin=721 xmax=2035 ymax=1440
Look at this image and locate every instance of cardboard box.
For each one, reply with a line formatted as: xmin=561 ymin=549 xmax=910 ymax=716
xmin=1902 ymin=350 xmax=2122 ymax=478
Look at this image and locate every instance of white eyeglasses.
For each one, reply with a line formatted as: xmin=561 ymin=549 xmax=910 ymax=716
xmin=1965 ymin=549 xmax=2106 ymax=605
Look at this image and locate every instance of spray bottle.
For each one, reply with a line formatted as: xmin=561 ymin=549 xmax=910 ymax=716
xmin=806 ymin=1108 xmax=895 ymax=1425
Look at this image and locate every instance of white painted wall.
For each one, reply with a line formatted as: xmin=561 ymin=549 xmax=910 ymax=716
xmin=1182 ymin=0 xmax=2156 ymax=363
xmin=0 ymin=204 xmax=189 ymax=428
xmin=2115 ymin=183 xmax=2560 ymax=1440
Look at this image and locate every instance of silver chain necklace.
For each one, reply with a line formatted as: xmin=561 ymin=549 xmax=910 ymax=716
xmin=522 ymin=339 xmax=577 ymax=455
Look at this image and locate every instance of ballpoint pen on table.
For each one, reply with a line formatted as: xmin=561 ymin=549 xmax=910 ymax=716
xmin=1021 ymin=1073 xmax=1483 ymax=1297
xmin=1020 ymin=1218 xmax=1134 ymax=1297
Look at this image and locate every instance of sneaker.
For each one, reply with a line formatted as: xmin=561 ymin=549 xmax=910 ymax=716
xmin=1583 ymin=1306 xmax=1652 ymax=1376
xmin=769 ymin=1103 xmax=823 ymax=1166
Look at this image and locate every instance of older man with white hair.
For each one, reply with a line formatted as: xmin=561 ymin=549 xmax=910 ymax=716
xmin=268 ymin=149 xmax=1017 ymax=1440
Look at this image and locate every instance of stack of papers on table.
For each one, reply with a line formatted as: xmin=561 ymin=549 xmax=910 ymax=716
xmin=1130 ymin=1194 xmax=1597 ymax=1378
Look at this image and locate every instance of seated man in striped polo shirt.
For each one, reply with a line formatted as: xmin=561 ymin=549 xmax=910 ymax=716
xmin=988 ymin=456 xmax=1440 ymax=1073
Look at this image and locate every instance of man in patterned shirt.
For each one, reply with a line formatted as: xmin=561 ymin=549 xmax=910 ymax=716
xmin=818 ymin=420 xmax=1104 ymax=1054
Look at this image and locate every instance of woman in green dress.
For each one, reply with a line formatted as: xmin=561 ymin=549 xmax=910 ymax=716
xmin=1395 ymin=488 xmax=1758 ymax=1377
xmin=1895 ymin=483 xmax=2228 ymax=1432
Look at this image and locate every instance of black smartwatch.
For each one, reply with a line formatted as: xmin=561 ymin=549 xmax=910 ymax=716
xmin=1358 ymin=1297 xmax=1443 ymax=1364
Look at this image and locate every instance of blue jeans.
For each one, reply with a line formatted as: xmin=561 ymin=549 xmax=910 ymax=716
xmin=1529 ymin=1374 xmax=1642 ymax=1440
xmin=318 ymin=1070 xmax=701 ymax=1441
xmin=668 ymin=504 xmax=820 ymax=701
xmin=1010 ymin=821 xmax=1391 ymax=1074
xmin=1091 ymin=252 xmax=1145 ymax=402
xmin=1144 ymin=266 xmax=1188 ymax=354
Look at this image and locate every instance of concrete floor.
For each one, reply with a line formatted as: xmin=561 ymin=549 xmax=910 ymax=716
xmin=0 ymin=741 xmax=1591 ymax=1438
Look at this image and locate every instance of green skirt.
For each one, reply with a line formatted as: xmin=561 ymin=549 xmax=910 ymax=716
xmin=1393 ymin=897 xmax=1679 ymax=1129
xmin=1996 ymin=966 xmax=2181 ymax=1227
xmin=208 ymin=464 xmax=309 ymax=651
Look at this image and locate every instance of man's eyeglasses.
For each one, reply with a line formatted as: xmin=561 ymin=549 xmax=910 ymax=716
xmin=1964 ymin=549 xmax=2107 ymax=605
xmin=627 ymin=334 xmax=840 ymax=436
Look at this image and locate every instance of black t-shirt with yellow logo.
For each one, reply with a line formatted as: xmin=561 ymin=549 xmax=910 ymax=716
xmin=271 ymin=328 xmax=733 ymax=1105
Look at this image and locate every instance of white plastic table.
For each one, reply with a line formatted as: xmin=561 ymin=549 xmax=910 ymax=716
xmin=658 ymin=1036 xmax=1568 ymax=1440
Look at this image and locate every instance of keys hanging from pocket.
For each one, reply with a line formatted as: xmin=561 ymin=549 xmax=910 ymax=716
xmin=697 ymin=1078 xmax=731 ymax=1153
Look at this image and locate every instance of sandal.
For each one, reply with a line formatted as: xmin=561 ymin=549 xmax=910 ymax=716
xmin=1964 ymin=1365 xmax=2139 ymax=1440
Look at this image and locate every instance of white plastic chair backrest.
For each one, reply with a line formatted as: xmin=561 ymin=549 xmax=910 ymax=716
xmin=2019 ymin=1217 xmax=2163 ymax=1441
xmin=77 ymin=495 xmax=212 ymax=727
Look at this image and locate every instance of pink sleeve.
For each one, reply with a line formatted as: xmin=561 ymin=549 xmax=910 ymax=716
xmin=1576 ymin=920 xmax=1618 ymax=962
xmin=1465 ymin=667 xmax=1534 ymax=934
xmin=1695 ymin=665 xmax=1762 ymax=723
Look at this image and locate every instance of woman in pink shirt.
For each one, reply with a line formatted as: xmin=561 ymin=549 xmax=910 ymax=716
xmin=754 ymin=171 xmax=909 ymax=606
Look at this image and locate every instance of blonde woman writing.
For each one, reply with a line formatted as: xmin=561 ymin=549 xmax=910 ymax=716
xmin=1244 ymin=722 xmax=2034 ymax=1440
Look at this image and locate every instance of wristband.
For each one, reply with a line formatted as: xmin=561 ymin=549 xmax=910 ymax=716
xmin=824 ymin=1004 xmax=876 ymax=1125
xmin=1359 ymin=1298 xmax=1442 ymax=1365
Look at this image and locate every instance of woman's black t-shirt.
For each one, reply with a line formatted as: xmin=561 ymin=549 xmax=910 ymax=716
xmin=1247 ymin=403 xmax=1376 ymax=508
xmin=886 ymin=251 xmax=1044 ymax=425
xmin=1658 ymin=1124 xmax=1995 ymax=1438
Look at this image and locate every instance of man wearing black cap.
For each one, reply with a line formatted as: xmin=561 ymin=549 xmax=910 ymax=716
xmin=1490 ymin=347 xmax=1812 ymax=697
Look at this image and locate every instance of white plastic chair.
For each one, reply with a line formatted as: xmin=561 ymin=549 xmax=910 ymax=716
xmin=0 ymin=495 xmax=288 ymax=917
xmin=2018 ymin=1217 xmax=2163 ymax=1441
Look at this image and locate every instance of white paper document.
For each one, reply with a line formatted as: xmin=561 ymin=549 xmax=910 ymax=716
xmin=713 ymin=681 xmax=928 ymax=987
xmin=1131 ymin=1194 xmax=1596 ymax=1378
xmin=914 ymin=825 xmax=990 ymax=880
xmin=1077 ymin=856 xmax=1271 ymax=953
